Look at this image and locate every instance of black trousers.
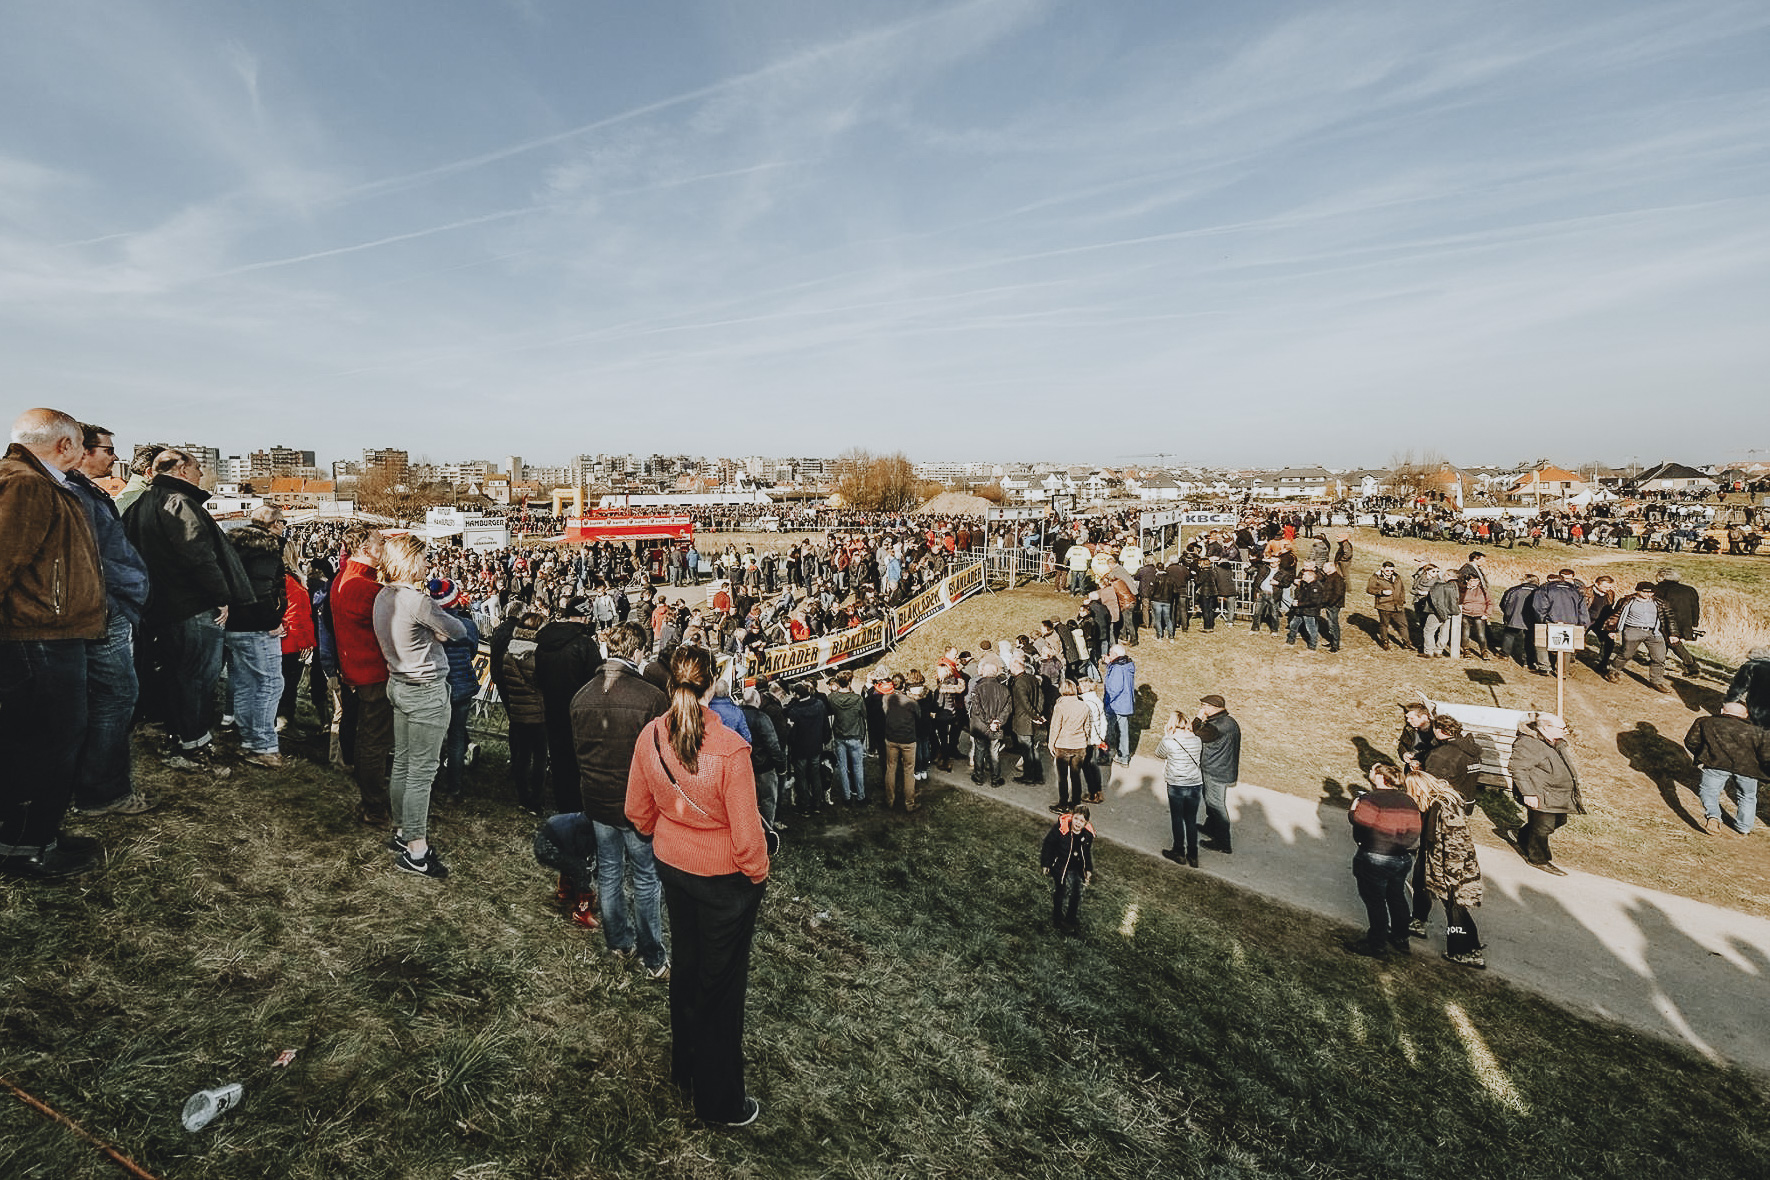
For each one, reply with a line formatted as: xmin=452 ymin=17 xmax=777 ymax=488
xmin=1522 ymin=808 xmax=1566 ymax=864
xmin=657 ymin=863 xmax=765 ymax=1123
xmin=1461 ymin=617 xmax=1489 ymax=655
xmin=1052 ymin=870 xmax=1084 ymax=927
xmin=278 ymin=652 xmax=306 ymax=720
xmin=508 ymin=721 xmax=549 ymax=810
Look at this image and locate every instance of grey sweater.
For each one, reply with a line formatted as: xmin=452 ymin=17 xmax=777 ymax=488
xmin=372 ymin=583 xmax=467 ymax=683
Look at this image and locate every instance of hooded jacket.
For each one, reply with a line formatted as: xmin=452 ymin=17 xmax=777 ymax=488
xmin=225 ymin=522 xmax=289 ymax=633
xmin=1040 ymin=811 xmax=1095 ymax=880
xmin=1508 ymin=726 xmax=1584 ymax=814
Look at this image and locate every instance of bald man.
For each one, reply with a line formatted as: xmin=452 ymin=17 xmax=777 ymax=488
xmin=0 ymin=408 xmax=107 ymax=879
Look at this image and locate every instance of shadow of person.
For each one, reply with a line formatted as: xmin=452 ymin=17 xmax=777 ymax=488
xmin=1671 ymin=676 xmax=1724 ymax=716
xmin=1475 ymin=785 xmax=1525 ymax=836
xmin=1351 ymin=735 xmax=1391 ymax=774
xmin=1131 ymin=683 xmax=1160 ymax=751
xmin=1615 ymin=721 xmax=1703 ymax=831
xmin=1345 ymin=611 xmax=1380 ymax=644
xmin=1320 ymin=776 xmax=1352 ymax=809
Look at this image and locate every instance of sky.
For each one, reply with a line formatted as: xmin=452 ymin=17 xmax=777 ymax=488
xmin=2 ymin=0 xmax=1767 ymax=470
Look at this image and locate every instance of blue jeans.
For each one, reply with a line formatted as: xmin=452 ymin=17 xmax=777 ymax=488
xmin=1166 ymin=782 xmax=1201 ymax=857
xmin=1353 ymin=851 xmax=1414 ymax=947
xmin=1151 ymin=601 xmax=1174 ymax=640
xmin=163 ymin=611 xmax=226 ymax=747
xmin=1106 ymin=711 xmax=1132 ymax=764
xmin=0 ymin=639 xmax=87 ymax=853
xmin=1699 ymin=766 xmax=1758 ymax=834
xmin=387 ymin=677 xmax=450 ymax=841
xmin=226 ymin=630 xmax=283 ymax=754
xmin=1285 ymin=615 xmax=1319 ymax=649
xmin=1320 ymin=605 xmax=1342 ymax=650
xmin=594 ymin=820 xmax=667 ymax=970
xmin=76 ymin=614 xmax=139 ymax=808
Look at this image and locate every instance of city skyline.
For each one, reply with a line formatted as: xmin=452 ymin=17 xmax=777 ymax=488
xmin=4 ymin=2 xmax=1768 ymax=463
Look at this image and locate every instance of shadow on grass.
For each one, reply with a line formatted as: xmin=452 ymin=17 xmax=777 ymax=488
xmin=1616 ymin=721 xmax=1704 ymax=832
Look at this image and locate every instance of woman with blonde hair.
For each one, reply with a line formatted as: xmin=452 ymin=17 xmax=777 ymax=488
xmin=626 ymin=646 xmax=770 ymax=1127
xmin=1046 ymin=679 xmax=1091 ymax=814
xmin=1403 ymin=768 xmax=1485 ymax=968
xmin=371 ymin=533 xmax=465 ymax=879
xmin=1157 ymin=710 xmax=1205 ymax=867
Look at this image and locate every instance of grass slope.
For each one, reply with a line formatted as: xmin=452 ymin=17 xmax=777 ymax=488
xmin=3 ymin=733 xmax=1767 ymax=1179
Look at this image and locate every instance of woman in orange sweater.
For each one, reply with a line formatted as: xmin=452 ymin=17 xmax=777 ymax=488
xmin=626 ymin=646 xmax=770 ymax=1127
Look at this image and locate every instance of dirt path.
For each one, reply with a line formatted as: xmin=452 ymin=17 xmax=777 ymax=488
xmin=938 ymin=755 xmax=1770 ymax=1076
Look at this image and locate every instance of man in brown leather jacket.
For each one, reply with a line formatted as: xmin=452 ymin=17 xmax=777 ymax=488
xmin=0 ymin=408 xmax=106 ymax=880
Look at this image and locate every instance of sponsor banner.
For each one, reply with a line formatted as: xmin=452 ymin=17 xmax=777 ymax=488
xmin=462 ymin=525 xmax=508 ymax=551
xmin=1142 ymin=508 xmax=1186 ymax=529
xmin=564 ymin=514 xmax=694 ymax=542
xmin=1181 ymin=511 xmax=1237 ymax=525
xmin=751 ymin=618 xmax=889 ymax=680
xmin=890 ymin=560 xmax=985 ymax=638
xmin=986 ymin=506 xmax=1046 ymax=520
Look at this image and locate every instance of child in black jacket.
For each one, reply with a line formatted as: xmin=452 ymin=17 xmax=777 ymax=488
xmin=1040 ymin=806 xmax=1095 ymax=932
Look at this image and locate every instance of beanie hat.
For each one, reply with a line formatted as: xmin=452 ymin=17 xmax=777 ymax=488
xmin=427 ymin=578 xmax=461 ymax=609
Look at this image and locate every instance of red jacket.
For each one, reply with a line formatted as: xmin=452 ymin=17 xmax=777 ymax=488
xmin=281 ymin=574 xmax=315 ymax=654
xmin=626 ymin=709 xmax=768 ymax=884
xmin=332 ymin=559 xmax=388 ymax=687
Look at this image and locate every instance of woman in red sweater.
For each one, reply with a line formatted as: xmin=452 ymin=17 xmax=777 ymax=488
xmin=626 ymin=646 xmax=769 ymax=1127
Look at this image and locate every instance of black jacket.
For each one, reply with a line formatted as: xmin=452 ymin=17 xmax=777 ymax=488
xmin=571 ymin=659 xmax=669 ymax=827
xmin=1684 ymin=713 xmax=1770 ymax=780
xmin=1421 ymin=735 xmax=1483 ymax=804
xmin=1654 ymin=580 xmax=1701 ymax=636
xmin=1009 ymin=670 xmax=1044 ymax=736
xmin=224 ymin=522 xmax=287 ymax=632
xmin=1197 ymin=712 xmax=1241 ymax=782
xmin=123 ymin=474 xmax=252 ymax=625
xmin=740 ymin=703 xmax=784 ymax=776
xmin=1040 ymin=816 xmax=1094 ymax=880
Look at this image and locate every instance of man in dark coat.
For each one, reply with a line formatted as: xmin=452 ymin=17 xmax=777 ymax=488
xmin=570 ymin=621 xmax=669 ymax=972
xmin=1507 ymin=714 xmax=1582 ymax=875
xmin=1197 ymin=694 xmax=1241 ymax=854
xmin=1727 ymin=647 xmax=1770 ymax=729
xmin=1684 ymin=702 xmax=1769 ymax=836
xmin=1654 ymin=568 xmax=1703 ymax=677
xmin=535 ymin=599 xmax=604 ymax=813
xmin=123 ymin=447 xmax=252 ymax=770
xmin=1009 ymin=658 xmax=1046 ymax=785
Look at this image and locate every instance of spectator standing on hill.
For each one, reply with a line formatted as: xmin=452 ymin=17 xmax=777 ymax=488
xmin=1589 ymin=576 xmax=1621 ymax=679
xmin=1506 ymin=714 xmax=1582 ymax=876
xmin=1046 ymin=679 xmax=1091 ymax=814
xmin=124 ymin=447 xmax=252 ymax=776
xmin=224 ymin=505 xmax=291 ymax=768
xmin=1040 ymin=805 xmax=1095 ymax=934
xmin=372 ymin=533 xmax=467 ymax=879
xmin=1420 ymin=715 xmax=1483 ymax=807
xmin=826 ymin=669 xmax=869 ymax=802
xmin=67 ymin=423 xmax=153 ymax=817
xmin=1102 ymin=645 xmax=1136 ymax=766
xmin=1318 ymin=561 xmax=1347 ymax=653
xmin=784 ymin=680 xmax=831 ymax=812
xmin=490 ymin=608 xmax=549 ymax=813
xmin=1345 ymin=764 xmax=1422 ymax=959
xmin=1397 ymin=703 xmax=1437 ymax=769
xmin=331 ymin=526 xmax=394 ymax=823
xmin=535 ymin=599 xmax=604 ymax=814
xmin=1423 ymin=569 xmax=1461 ymax=659
xmin=1498 ymin=573 xmax=1541 ymax=671
xmin=428 ymin=579 xmax=481 ymax=803
xmin=1009 ymin=657 xmax=1047 ymax=784
xmin=1404 ymin=767 xmax=1485 ymax=968
xmin=1367 ymin=561 xmax=1409 ymax=651
xmin=1684 ymin=702 xmax=1769 ymax=836
xmin=968 ymin=658 xmax=1012 ymax=787
xmin=1 ymin=408 xmax=108 ymax=880
xmin=626 ymin=647 xmax=769 ymax=1127
xmin=572 ymin=621 xmax=670 ymax=969
xmin=1197 ymin=694 xmax=1241 ymax=854
xmin=1727 ymin=647 xmax=1770 ymax=728
xmin=1456 ymin=552 xmax=1492 ymax=660
xmin=879 ymin=672 xmax=922 ymax=812
xmin=1158 ymin=711 xmax=1205 ymax=867
xmin=1654 ymin=568 xmax=1703 ymax=678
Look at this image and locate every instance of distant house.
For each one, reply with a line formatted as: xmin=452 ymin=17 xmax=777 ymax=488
xmin=1507 ymin=465 xmax=1585 ymax=506
xmin=1634 ymin=462 xmax=1715 ymax=494
xmin=1137 ymin=474 xmax=1182 ymax=502
xmin=1260 ymin=467 xmax=1333 ymax=500
xmin=264 ymin=477 xmax=338 ymax=509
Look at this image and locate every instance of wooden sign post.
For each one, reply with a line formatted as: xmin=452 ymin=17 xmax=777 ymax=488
xmin=1539 ymin=624 xmax=1586 ymax=718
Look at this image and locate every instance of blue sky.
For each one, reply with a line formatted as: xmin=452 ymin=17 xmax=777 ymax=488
xmin=2 ymin=1 xmax=1766 ymax=469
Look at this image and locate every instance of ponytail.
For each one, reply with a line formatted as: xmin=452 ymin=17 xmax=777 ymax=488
xmin=666 ymin=647 xmax=716 ymax=775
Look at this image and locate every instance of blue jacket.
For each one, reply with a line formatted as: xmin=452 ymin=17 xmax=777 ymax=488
xmin=1500 ymin=581 xmax=1537 ymax=628
xmin=68 ymin=470 xmax=150 ymax=625
xmin=442 ymin=606 xmax=481 ymax=701
xmin=710 ymin=695 xmax=753 ymax=743
xmin=1529 ymin=580 xmax=1589 ymax=627
xmin=1103 ymin=657 xmax=1136 ymax=714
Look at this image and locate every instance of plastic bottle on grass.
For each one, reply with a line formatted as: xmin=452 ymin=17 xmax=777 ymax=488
xmin=181 ymin=1083 xmax=243 ymax=1132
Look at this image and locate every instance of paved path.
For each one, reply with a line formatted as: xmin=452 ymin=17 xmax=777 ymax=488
xmin=940 ymin=750 xmax=1770 ymax=1076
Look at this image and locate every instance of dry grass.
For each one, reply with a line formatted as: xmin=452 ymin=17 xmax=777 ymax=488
xmin=5 ymin=723 xmax=1767 ymax=1179
xmin=867 ymin=573 xmax=1770 ymax=919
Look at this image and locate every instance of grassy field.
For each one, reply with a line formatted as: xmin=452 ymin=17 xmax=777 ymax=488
xmin=878 ymin=565 xmax=1770 ymax=919
xmin=5 ymin=726 xmax=1769 ymax=1180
